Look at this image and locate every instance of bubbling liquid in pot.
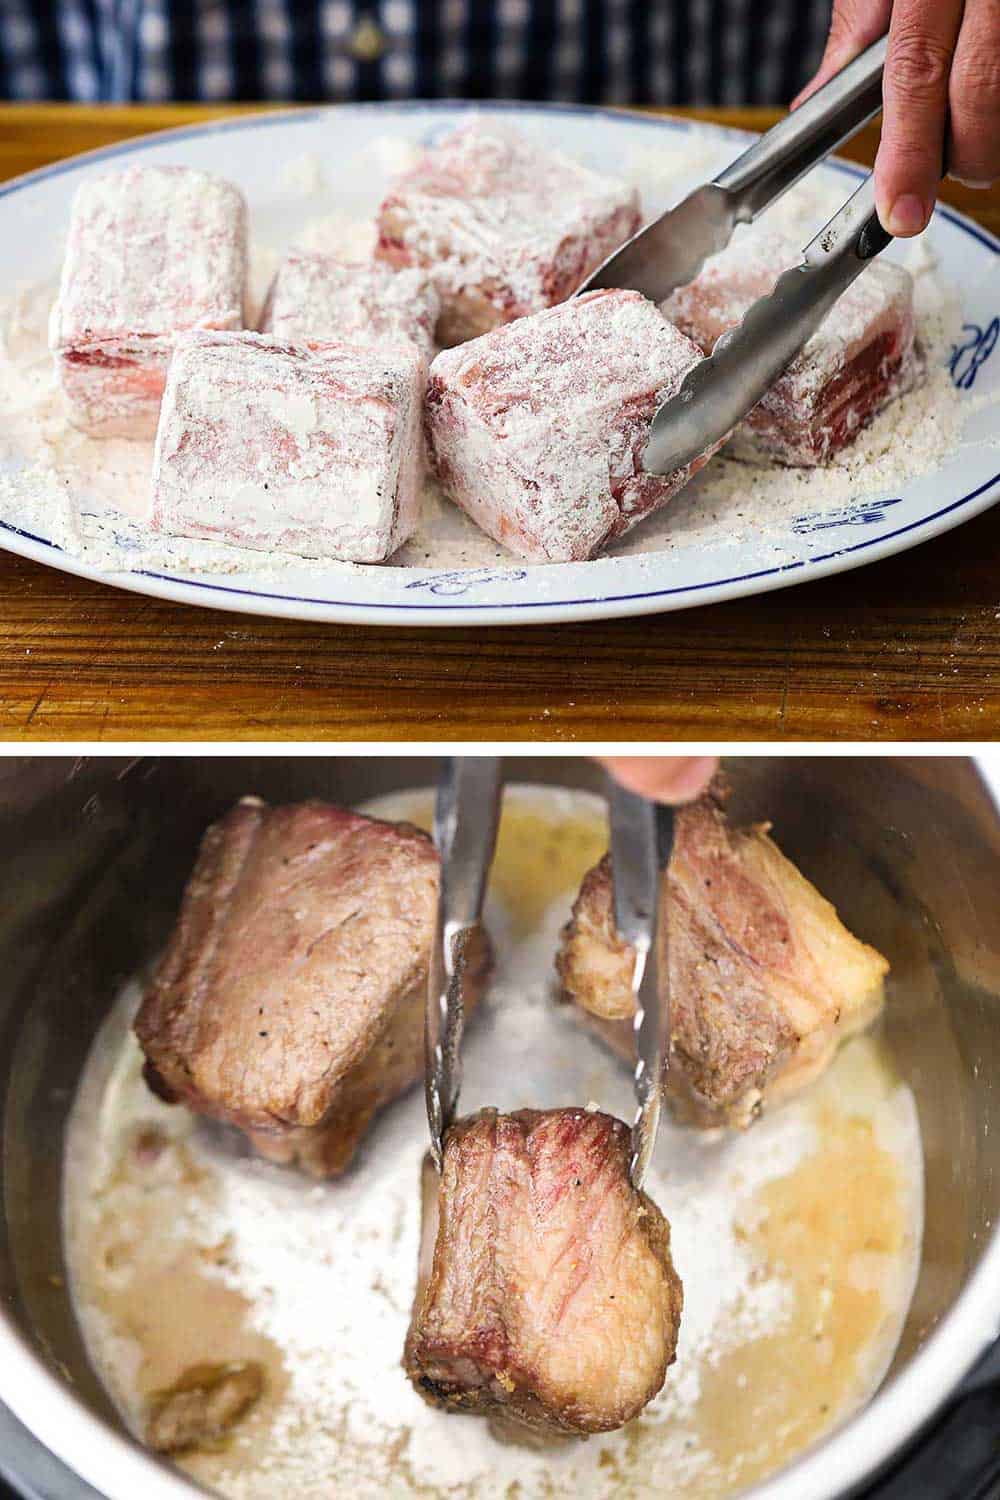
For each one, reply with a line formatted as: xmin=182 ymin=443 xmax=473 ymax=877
xmin=64 ymin=785 xmax=924 ymax=1500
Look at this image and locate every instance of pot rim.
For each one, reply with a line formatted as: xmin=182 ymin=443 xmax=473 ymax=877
xmin=1 ymin=754 xmax=999 ymax=1500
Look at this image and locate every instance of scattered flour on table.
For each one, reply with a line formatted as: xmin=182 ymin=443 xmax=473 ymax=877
xmin=0 ymin=129 xmax=985 ymax=584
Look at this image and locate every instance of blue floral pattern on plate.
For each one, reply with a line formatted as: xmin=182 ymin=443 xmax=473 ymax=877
xmin=792 ymin=497 xmax=902 ymax=535
xmin=951 ymin=319 xmax=998 ymax=390
xmin=404 ymin=567 xmax=529 ymax=596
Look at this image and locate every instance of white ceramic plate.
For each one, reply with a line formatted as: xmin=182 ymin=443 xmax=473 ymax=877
xmin=0 ymin=101 xmax=998 ymax=626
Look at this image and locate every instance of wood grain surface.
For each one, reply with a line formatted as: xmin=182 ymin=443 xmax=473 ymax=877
xmin=0 ymin=104 xmax=998 ymax=744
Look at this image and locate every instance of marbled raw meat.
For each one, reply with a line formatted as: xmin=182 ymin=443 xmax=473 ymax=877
xmin=49 ymin=165 xmax=247 ymax=439
xmin=150 ymin=330 xmax=426 ymax=563
xmin=661 ymin=230 xmax=920 ymax=466
xmin=425 ymin=288 xmax=717 ymax=563
xmin=377 ymin=123 xmax=641 ymax=345
xmin=260 ymin=252 xmax=439 ymax=357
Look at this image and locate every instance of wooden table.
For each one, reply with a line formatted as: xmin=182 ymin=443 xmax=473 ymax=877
xmin=1 ymin=105 xmax=998 ymax=744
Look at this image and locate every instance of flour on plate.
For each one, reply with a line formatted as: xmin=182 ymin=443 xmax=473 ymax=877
xmin=0 ymin=130 xmax=977 ymax=581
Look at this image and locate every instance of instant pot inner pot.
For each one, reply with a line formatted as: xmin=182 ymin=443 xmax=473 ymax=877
xmin=1 ymin=755 xmax=999 ymax=1487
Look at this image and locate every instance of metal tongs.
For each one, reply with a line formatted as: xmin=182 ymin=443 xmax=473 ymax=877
xmin=424 ymin=756 xmax=503 ymax=1171
xmin=578 ymin=34 xmax=893 ymax=475
xmin=424 ymin=757 xmax=673 ymax=1191
xmin=608 ymin=781 xmax=674 ymax=1189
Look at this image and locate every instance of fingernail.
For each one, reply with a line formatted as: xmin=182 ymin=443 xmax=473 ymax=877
xmin=654 ymin=756 xmax=719 ymax=805
xmin=885 ymin=194 xmax=929 ymax=237
xmin=949 ymin=175 xmax=992 ymax=190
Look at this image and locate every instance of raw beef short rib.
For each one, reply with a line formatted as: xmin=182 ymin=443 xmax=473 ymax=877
xmin=426 ymin=288 xmax=718 ymax=562
xmin=150 ymin=330 xmax=426 ymax=563
xmin=135 ymin=798 xmax=489 ymax=1177
xmin=377 ymin=123 xmax=641 ymax=346
xmin=661 ymin=230 xmax=920 ymax=465
xmin=49 ymin=165 xmax=247 ymax=439
xmin=404 ymin=1107 xmax=682 ymax=1438
xmin=557 ymin=779 xmax=888 ymax=1126
xmin=259 ymin=252 xmax=440 ymax=358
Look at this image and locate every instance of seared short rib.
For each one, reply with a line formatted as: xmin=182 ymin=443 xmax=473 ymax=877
xmin=404 ymin=1108 xmax=682 ymax=1438
xmin=557 ymin=780 xmax=888 ymax=1127
xmin=135 ymin=797 xmax=489 ymax=1176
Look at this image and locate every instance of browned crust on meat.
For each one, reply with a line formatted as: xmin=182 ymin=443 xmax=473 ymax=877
xmin=556 ymin=777 xmax=888 ymax=1128
xmin=404 ymin=1108 xmax=682 ymax=1438
xmin=246 ymin=926 xmax=490 ymax=1176
xmin=135 ymin=798 xmax=490 ymax=1177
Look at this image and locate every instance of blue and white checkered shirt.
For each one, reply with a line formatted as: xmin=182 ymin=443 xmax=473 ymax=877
xmin=0 ymin=1 xmax=833 ymax=106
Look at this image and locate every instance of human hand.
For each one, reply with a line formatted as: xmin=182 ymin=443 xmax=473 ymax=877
xmin=597 ymin=756 xmax=718 ymax=804
xmin=796 ymin=0 xmax=1000 ymax=237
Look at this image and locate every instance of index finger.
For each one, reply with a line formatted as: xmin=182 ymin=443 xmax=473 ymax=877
xmin=793 ymin=0 xmax=892 ymax=108
xmin=875 ymin=0 xmax=964 ymax=235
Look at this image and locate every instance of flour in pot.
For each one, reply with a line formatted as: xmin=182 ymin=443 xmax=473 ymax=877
xmin=63 ymin=785 xmax=924 ymax=1500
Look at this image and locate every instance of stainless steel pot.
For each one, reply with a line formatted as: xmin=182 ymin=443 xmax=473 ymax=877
xmin=1 ymin=754 xmax=1000 ymax=1500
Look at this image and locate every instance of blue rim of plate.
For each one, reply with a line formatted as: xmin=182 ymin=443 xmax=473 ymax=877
xmin=1 ymin=99 xmax=998 ymax=619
